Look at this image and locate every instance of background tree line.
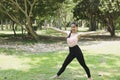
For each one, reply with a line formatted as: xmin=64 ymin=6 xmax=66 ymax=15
xmin=0 ymin=0 xmax=120 ymax=40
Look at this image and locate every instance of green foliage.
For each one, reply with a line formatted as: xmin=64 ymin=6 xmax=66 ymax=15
xmin=73 ymin=0 xmax=120 ymax=36
xmin=115 ymin=17 xmax=120 ymax=30
xmin=35 ymin=0 xmax=63 ymax=17
xmin=0 ymin=0 xmax=66 ymax=24
xmin=73 ymin=0 xmax=120 ymax=21
xmin=73 ymin=0 xmax=100 ymax=20
xmin=99 ymin=0 xmax=120 ymax=19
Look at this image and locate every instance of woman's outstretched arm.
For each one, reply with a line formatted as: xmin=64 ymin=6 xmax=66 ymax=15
xmin=78 ymin=31 xmax=107 ymax=38
xmin=49 ymin=27 xmax=68 ymax=35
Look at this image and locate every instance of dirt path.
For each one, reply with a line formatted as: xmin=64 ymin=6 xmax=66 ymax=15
xmin=0 ymin=42 xmax=67 ymax=53
xmin=79 ymin=41 xmax=120 ymax=55
xmin=0 ymin=40 xmax=120 ymax=55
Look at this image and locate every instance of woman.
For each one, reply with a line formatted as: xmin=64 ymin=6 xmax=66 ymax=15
xmin=50 ymin=22 xmax=96 ymax=80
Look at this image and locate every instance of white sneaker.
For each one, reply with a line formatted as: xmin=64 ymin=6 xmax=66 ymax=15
xmin=88 ymin=78 xmax=93 ymax=80
xmin=50 ymin=75 xmax=60 ymax=79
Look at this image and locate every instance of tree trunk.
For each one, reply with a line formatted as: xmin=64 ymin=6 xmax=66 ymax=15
xmin=21 ymin=26 xmax=23 ymax=36
xmin=26 ymin=17 xmax=39 ymax=40
xmin=89 ymin=15 xmax=97 ymax=31
xmin=107 ymin=17 xmax=115 ymax=37
xmin=64 ymin=13 xmax=67 ymax=30
xmin=5 ymin=19 xmax=9 ymax=30
xmin=107 ymin=25 xmax=115 ymax=37
xmin=12 ymin=21 xmax=16 ymax=36
xmin=1 ymin=19 xmax=3 ymax=30
xmin=81 ymin=20 xmax=86 ymax=28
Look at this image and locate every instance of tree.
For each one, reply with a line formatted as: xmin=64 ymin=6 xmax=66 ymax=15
xmin=73 ymin=0 xmax=120 ymax=36
xmin=34 ymin=0 xmax=65 ymax=29
xmin=98 ymin=0 xmax=120 ymax=36
xmin=73 ymin=0 xmax=100 ymax=31
xmin=0 ymin=0 xmax=65 ymax=40
xmin=60 ymin=0 xmax=76 ymax=30
xmin=0 ymin=0 xmax=39 ymax=40
xmin=0 ymin=11 xmax=5 ymax=30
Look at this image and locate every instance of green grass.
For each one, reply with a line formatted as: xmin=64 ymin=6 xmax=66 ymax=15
xmin=0 ymin=48 xmax=120 ymax=80
xmin=0 ymin=28 xmax=120 ymax=80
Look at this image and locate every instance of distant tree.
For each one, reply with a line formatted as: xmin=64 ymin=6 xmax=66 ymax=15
xmin=0 ymin=0 xmax=65 ymax=40
xmin=98 ymin=0 xmax=120 ymax=36
xmin=0 ymin=0 xmax=39 ymax=40
xmin=0 ymin=12 xmax=5 ymax=30
xmin=73 ymin=0 xmax=120 ymax=36
xmin=73 ymin=0 xmax=100 ymax=31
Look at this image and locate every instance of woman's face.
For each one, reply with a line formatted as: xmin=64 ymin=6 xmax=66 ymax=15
xmin=71 ymin=24 xmax=78 ymax=33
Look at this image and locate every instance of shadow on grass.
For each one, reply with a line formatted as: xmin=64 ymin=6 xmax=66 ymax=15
xmin=0 ymin=48 xmax=120 ymax=80
xmin=0 ymin=33 xmax=120 ymax=45
xmin=0 ymin=33 xmax=66 ymax=44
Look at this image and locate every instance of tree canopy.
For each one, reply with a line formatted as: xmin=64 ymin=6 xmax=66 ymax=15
xmin=0 ymin=0 xmax=65 ymax=40
xmin=73 ymin=0 xmax=120 ymax=36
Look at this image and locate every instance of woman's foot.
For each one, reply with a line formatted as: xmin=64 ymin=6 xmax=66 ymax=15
xmin=88 ymin=78 xmax=93 ymax=80
xmin=50 ymin=75 xmax=60 ymax=79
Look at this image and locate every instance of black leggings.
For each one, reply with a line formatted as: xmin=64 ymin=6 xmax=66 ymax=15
xmin=57 ymin=45 xmax=91 ymax=78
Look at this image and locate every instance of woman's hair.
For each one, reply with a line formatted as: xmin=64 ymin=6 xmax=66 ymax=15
xmin=67 ymin=30 xmax=72 ymax=38
xmin=71 ymin=22 xmax=78 ymax=27
xmin=67 ymin=22 xmax=78 ymax=38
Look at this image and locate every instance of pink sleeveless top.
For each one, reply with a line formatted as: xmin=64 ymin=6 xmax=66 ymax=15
xmin=67 ymin=33 xmax=79 ymax=47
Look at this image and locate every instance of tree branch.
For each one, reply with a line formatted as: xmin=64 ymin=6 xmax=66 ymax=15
xmin=28 ymin=0 xmax=37 ymax=17
xmin=10 ymin=0 xmax=26 ymax=15
xmin=24 ymin=0 xmax=28 ymax=17
xmin=6 ymin=12 xmax=20 ymax=24
xmin=27 ymin=0 xmax=31 ymax=6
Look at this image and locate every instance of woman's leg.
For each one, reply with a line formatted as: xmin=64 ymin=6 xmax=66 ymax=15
xmin=75 ymin=48 xmax=91 ymax=78
xmin=57 ymin=53 xmax=75 ymax=76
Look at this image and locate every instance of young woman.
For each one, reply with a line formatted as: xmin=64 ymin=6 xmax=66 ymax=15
xmin=50 ymin=22 xmax=98 ymax=80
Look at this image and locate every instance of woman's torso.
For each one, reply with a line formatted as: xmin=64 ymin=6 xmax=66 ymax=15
xmin=67 ymin=32 xmax=79 ymax=47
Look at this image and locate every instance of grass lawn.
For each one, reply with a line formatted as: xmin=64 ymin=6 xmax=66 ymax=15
xmin=0 ymin=29 xmax=120 ymax=80
xmin=0 ymin=47 xmax=120 ymax=80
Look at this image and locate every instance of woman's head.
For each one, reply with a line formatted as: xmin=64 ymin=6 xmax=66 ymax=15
xmin=70 ymin=22 xmax=78 ymax=33
xmin=67 ymin=22 xmax=78 ymax=38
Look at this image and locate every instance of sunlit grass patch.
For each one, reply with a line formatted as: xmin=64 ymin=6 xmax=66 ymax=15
xmin=0 ymin=54 xmax=31 ymax=71
xmin=0 ymin=48 xmax=120 ymax=80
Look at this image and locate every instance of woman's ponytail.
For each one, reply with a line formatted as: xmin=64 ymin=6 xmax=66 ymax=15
xmin=67 ymin=30 xmax=72 ymax=38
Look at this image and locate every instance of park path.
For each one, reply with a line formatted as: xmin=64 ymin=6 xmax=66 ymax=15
xmin=0 ymin=40 xmax=120 ymax=55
